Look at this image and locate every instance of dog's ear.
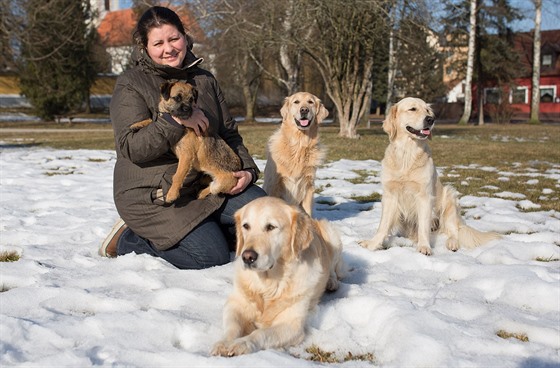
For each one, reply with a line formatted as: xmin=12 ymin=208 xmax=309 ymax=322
xmin=234 ymin=209 xmax=245 ymax=257
xmin=316 ymin=101 xmax=329 ymax=123
xmin=160 ymin=82 xmax=174 ymax=101
xmin=280 ymin=97 xmax=290 ymax=120
xmin=289 ymin=208 xmax=314 ymax=259
xmin=382 ymin=104 xmax=398 ymax=141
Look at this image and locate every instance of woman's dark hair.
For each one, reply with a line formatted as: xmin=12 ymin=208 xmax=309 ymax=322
xmin=133 ymin=6 xmax=188 ymax=48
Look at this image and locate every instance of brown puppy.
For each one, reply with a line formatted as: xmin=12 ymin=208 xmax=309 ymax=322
xmin=263 ymin=92 xmax=329 ymax=216
xmin=130 ymin=81 xmax=241 ymax=202
xmin=211 ymin=196 xmax=345 ymax=356
xmin=359 ymin=97 xmax=500 ymax=255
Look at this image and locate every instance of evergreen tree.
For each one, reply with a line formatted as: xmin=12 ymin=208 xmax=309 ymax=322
xmin=19 ymin=0 xmax=98 ymax=120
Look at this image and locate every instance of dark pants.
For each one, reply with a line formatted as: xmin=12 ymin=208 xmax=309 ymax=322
xmin=117 ymin=184 xmax=267 ymax=269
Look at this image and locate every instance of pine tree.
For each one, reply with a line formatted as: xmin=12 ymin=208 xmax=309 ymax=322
xmin=18 ymin=0 xmax=98 ymax=120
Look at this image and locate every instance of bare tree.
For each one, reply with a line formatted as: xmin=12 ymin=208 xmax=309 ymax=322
xmin=458 ymin=0 xmax=477 ymax=125
xmin=302 ymin=0 xmax=387 ymax=138
xmin=529 ymin=0 xmax=542 ymax=124
xmin=386 ymin=2 xmax=398 ymax=114
xmin=191 ymin=0 xmax=265 ymax=122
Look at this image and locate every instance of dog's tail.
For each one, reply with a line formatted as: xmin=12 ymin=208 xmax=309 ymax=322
xmin=459 ymin=224 xmax=501 ymax=249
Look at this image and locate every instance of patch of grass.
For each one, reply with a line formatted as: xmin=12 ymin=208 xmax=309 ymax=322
xmin=303 ymin=345 xmax=376 ymax=364
xmin=496 ymin=329 xmax=529 ymax=342
xmin=535 ymin=255 xmax=559 ymax=262
xmin=351 ymin=192 xmax=382 ymax=203
xmin=0 ymin=251 xmax=20 ymax=262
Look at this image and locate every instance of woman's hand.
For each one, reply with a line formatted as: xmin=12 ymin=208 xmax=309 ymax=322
xmin=228 ymin=170 xmax=252 ymax=195
xmin=173 ymin=108 xmax=209 ymax=136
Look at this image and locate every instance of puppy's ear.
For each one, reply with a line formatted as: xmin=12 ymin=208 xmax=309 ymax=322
xmin=160 ymin=82 xmax=174 ymax=101
xmin=289 ymin=208 xmax=314 ymax=259
xmin=316 ymin=101 xmax=329 ymax=123
xmin=234 ymin=209 xmax=245 ymax=257
xmin=382 ymin=104 xmax=398 ymax=141
xmin=280 ymin=97 xmax=290 ymax=120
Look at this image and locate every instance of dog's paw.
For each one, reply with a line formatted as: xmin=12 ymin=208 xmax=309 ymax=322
xmin=210 ymin=341 xmax=229 ymax=356
xmin=417 ymin=245 xmax=432 ymax=255
xmin=326 ymin=275 xmax=339 ymax=292
xmin=446 ymin=238 xmax=459 ymax=252
xmin=358 ymin=239 xmax=384 ymax=251
xmin=224 ymin=337 xmax=257 ymax=356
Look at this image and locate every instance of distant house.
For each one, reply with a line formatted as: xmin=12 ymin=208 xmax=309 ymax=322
xmin=480 ymin=29 xmax=560 ymax=121
xmin=97 ymin=7 xmax=205 ymax=75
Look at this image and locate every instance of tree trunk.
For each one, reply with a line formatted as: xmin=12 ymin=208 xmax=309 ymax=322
xmin=458 ymin=0 xmax=477 ymax=125
xmin=530 ymin=0 xmax=542 ymax=124
xmin=385 ymin=5 xmax=397 ymax=114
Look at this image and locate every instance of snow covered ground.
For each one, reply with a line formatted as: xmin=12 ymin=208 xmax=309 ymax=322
xmin=1 ymin=147 xmax=559 ymax=367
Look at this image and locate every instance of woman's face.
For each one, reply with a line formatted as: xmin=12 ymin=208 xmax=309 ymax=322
xmin=146 ymin=24 xmax=187 ymax=68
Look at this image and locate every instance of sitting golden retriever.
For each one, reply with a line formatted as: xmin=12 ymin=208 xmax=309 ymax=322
xmin=263 ymin=92 xmax=329 ymax=216
xmin=360 ymin=97 xmax=500 ymax=255
xmin=211 ymin=196 xmax=344 ymax=356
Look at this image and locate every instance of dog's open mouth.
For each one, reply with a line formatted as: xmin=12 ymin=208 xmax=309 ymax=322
xmin=406 ymin=126 xmax=431 ymax=139
xmin=294 ymin=117 xmax=313 ymax=129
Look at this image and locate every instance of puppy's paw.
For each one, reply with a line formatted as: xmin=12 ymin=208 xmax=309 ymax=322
xmin=359 ymin=239 xmax=384 ymax=251
xmin=417 ymin=245 xmax=432 ymax=256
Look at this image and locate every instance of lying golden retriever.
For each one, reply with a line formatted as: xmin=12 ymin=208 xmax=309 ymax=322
xmin=263 ymin=92 xmax=329 ymax=216
xmin=360 ymin=97 xmax=500 ymax=255
xmin=211 ymin=196 xmax=344 ymax=356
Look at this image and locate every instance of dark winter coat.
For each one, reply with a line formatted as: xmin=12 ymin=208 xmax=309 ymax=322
xmin=110 ymin=48 xmax=259 ymax=250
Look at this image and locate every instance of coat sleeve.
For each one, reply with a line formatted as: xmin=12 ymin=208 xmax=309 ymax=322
xmin=208 ymin=76 xmax=260 ymax=175
xmin=110 ymin=75 xmax=185 ymax=164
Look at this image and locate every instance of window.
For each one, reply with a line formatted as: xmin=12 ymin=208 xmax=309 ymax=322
xmin=542 ymin=54 xmax=552 ymax=67
xmin=540 ymin=86 xmax=556 ymax=102
xmin=511 ymin=87 xmax=527 ymax=104
xmin=484 ymin=88 xmax=501 ymax=104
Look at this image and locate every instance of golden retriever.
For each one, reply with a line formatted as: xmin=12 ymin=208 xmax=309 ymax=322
xmin=360 ymin=97 xmax=500 ymax=255
xmin=211 ymin=196 xmax=344 ymax=356
xmin=263 ymin=92 xmax=329 ymax=216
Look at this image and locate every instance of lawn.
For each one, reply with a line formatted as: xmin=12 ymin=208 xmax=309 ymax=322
xmin=1 ymin=120 xmax=559 ymax=211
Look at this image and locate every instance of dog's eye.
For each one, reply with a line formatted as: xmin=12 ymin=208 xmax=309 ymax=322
xmin=242 ymin=223 xmax=250 ymax=230
xmin=173 ymin=94 xmax=182 ymax=102
xmin=409 ymin=107 xmax=417 ymax=111
xmin=293 ymin=100 xmax=300 ymax=105
xmin=265 ymin=224 xmax=276 ymax=232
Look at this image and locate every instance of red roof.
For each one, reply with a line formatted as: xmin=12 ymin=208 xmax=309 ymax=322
xmin=97 ymin=8 xmax=205 ymax=48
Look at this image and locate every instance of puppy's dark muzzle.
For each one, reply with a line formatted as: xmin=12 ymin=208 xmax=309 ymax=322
xmin=242 ymin=249 xmax=258 ymax=266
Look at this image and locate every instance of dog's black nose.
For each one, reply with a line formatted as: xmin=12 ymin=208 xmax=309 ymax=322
xmin=425 ymin=116 xmax=435 ymax=126
xmin=300 ymin=106 xmax=309 ymax=115
xmin=242 ymin=249 xmax=258 ymax=265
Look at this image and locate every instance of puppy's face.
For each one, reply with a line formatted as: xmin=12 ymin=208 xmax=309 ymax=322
xmin=234 ymin=197 xmax=313 ymax=272
xmin=384 ymin=97 xmax=435 ymax=141
xmin=280 ymin=92 xmax=329 ymax=131
xmin=158 ymin=81 xmax=198 ymax=119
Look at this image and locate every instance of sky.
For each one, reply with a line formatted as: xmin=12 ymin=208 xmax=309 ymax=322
xmin=1 ymin=142 xmax=559 ymax=367
xmin=117 ymin=0 xmax=559 ymax=31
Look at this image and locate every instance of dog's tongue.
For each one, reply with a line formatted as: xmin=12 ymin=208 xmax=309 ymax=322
xmin=421 ymin=129 xmax=431 ymax=137
xmin=299 ymin=119 xmax=310 ymax=127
